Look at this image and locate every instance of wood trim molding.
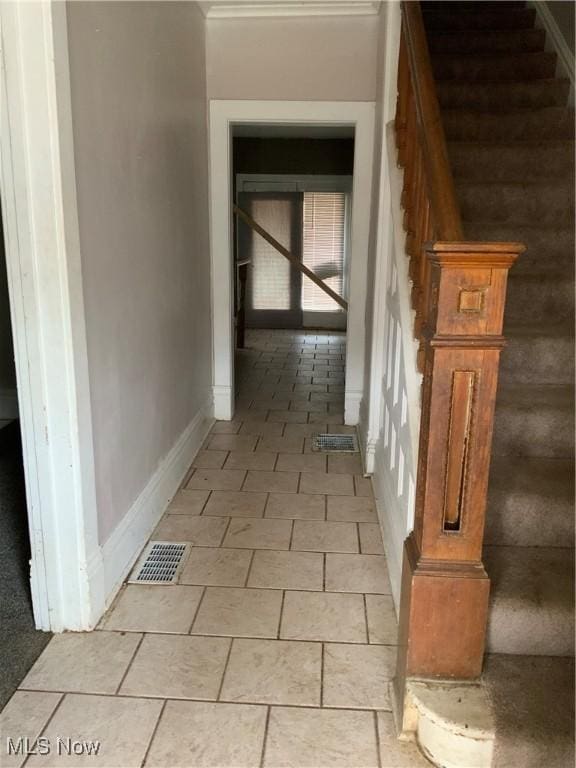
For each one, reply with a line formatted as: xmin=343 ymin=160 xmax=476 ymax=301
xmin=199 ymin=1 xmax=381 ymax=19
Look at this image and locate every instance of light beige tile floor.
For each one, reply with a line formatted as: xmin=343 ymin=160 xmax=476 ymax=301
xmin=1 ymin=330 xmax=431 ymax=768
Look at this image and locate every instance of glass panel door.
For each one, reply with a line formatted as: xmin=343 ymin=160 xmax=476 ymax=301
xmin=238 ymin=192 xmax=303 ymax=329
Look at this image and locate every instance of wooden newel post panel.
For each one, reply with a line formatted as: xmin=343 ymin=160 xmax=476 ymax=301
xmin=395 ymin=241 xmax=523 ymax=694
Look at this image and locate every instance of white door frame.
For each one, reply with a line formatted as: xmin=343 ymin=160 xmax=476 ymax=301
xmin=208 ymin=100 xmax=375 ymax=423
xmin=0 ymin=2 xmax=103 ymax=631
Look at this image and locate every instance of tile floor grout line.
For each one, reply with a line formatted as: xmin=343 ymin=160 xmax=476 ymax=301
xmin=114 ymin=632 xmax=145 ymax=695
xmin=259 ymin=705 xmax=272 ymax=768
xmin=97 ymin=592 xmax=394 ymax=615
xmin=362 ymin=592 xmax=371 ymax=644
xmin=320 ymin=642 xmax=325 ymax=708
xmin=373 ymin=708 xmax=384 ymax=768
xmin=219 ymin=516 xmax=234 ymax=547
xmin=215 ymin=638 xmax=235 ymax=702
xmin=199 ymin=489 xmax=212 ymax=516
xmin=277 ymin=590 xmax=286 ymax=640
xmin=244 ymin=549 xmax=256 ymax=588
xmin=187 ymin=585 xmax=207 ymax=634
xmin=14 ymin=687 xmax=396 ymax=713
xmin=356 ymin=522 xmax=362 ymax=555
xmin=322 ymin=553 xmax=327 ymax=591
xmin=139 ymin=698 xmax=167 ymax=768
xmin=20 ymin=692 xmax=66 ymax=768
xmin=288 ymin=520 xmax=295 ymax=551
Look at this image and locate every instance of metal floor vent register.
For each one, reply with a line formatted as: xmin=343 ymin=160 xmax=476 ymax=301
xmin=312 ymin=433 xmax=358 ymax=453
xmin=128 ymin=541 xmax=190 ymax=584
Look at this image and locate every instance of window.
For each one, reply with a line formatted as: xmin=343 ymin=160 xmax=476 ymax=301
xmin=302 ymin=192 xmax=346 ymax=312
xmin=251 ymin=198 xmax=292 ymax=311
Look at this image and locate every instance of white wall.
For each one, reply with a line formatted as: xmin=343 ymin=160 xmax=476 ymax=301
xmin=206 ymin=15 xmax=379 ymax=101
xmin=360 ymin=2 xmax=421 ymax=608
xmin=66 ymin=1 xmax=213 ymax=546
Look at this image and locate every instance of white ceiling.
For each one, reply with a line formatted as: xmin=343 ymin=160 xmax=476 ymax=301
xmin=199 ymin=1 xmax=381 ymax=19
xmin=232 ymin=124 xmax=355 ymax=139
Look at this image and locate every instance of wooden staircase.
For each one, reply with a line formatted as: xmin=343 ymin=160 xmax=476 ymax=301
xmin=394 ymin=1 xmax=574 ymax=763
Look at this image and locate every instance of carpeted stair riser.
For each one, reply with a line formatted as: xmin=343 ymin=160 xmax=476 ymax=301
xmin=428 ymin=27 xmax=545 ymax=54
xmin=485 ymin=457 xmax=575 ymax=548
xmin=463 ymin=223 xmax=575 ymax=276
xmin=505 ymin=275 xmax=574 ymax=324
xmin=484 ymin=546 xmax=575 ymax=656
xmin=457 ymin=181 xmax=574 ymax=227
xmin=432 ymin=51 xmax=557 ymax=82
xmin=492 ymin=387 xmax=574 ymax=459
xmin=443 ymin=107 xmax=575 ymax=141
xmin=423 ymin=1 xmax=528 ymax=12
xmin=484 ymin=655 xmax=575 ymax=768
xmin=500 ymin=330 xmax=575 ymax=386
xmin=422 ymin=7 xmax=536 ymax=31
xmin=438 ymin=79 xmax=571 ymax=110
xmin=449 ymin=141 xmax=575 ymax=182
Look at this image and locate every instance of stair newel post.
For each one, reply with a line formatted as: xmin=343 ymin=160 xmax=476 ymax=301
xmin=394 ymin=241 xmax=523 ymax=705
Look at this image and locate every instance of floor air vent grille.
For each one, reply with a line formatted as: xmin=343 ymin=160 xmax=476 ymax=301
xmin=128 ymin=541 xmax=190 ymax=584
xmin=312 ymin=433 xmax=358 ymax=453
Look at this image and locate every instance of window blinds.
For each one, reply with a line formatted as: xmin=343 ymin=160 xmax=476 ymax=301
xmin=302 ymin=192 xmax=346 ymax=312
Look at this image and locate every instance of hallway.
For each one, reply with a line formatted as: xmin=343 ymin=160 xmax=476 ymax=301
xmin=0 ymin=330 xmax=429 ymax=767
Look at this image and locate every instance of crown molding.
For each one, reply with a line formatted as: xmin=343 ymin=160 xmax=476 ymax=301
xmin=199 ymin=1 xmax=381 ymax=19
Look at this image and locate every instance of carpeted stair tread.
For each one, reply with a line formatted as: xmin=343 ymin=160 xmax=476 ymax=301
xmin=501 ymin=325 xmax=574 ymax=386
xmin=422 ymin=7 xmax=536 ymax=31
xmin=492 ymin=385 xmax=574 ymax=459
xmin=485 ymin=457 xmax=575 ymax=548
xmin=428 ymin=28 xmax=545 ymax=54
xmin=484 ymin=546 xmax=575 ymax=656
xmin=457 ymin=179 xmax=574 ymax=227
xmin=501 ymin=326 xmax=575 ymax=386
xmin=505 ymin=272 xmax=575 ymax=324
xmin=449 ymin=140 xmax=575 ymax=182
xmin=432 ymin=51 xmax=557 ymax=81
xmin=484 ymin=654 xmax=575 ymax=768
xmin=438 ymin=78 xmax=571 ymax=110
xmin=443 ymin=106 xmax=575 ymax=141
xmin=423 ymin=2 xmax=527 ymax=12
xmin=462 ymin=222 xmax=574 ymax=275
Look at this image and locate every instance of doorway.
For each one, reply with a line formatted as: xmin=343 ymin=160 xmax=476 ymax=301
xmin=0 ymin=203 xmax=51 ymax=710
xmin=208 ymin=100 xmax=375 ymax=424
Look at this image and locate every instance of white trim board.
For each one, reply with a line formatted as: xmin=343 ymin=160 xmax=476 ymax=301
xmin=199 ymin=2 xmax=381 ymax=19
xmin=0 ymin=1 xmax=103 ymax=631
xmin=236 ymin=174 xmax=353 ymax=192
xmin=209 ymin=99 xmax=375 ymax=424
xmin=100 ymin=400 xmax=214 ymax=605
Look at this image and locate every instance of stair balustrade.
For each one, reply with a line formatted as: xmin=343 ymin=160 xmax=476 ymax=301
xmin=393 ymin=0 xmax=525 ymax=705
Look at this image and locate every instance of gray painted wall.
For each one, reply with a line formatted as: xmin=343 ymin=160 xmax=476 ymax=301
xmin=206 ymin=14 xmax=379 ymax=101
xmin=67 ymin=1 xmax=212 ymax=544
xmin=547 ymin=0 xmax=575 ymax=54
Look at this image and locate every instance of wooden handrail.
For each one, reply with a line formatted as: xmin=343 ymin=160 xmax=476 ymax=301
xmin=401 ymin=1 xmax=463 ymax=241
xmin=233 ymin=203 xmax=348 ymax=311
xmin=393 ymin=0 xmax=526 ymax=699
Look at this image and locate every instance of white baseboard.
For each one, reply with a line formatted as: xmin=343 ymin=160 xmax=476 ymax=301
xmin=0 ymin=387 xmax=19 ymax=419
xmin=213 ymin=384 xmax=233 ymax=420
xmin=344 ymin=390 xmax=362 ymax=426
xmin=99 ymin=397 xmax=214 ymax=609
xmin=371 ymin=439 xmax=406 ymax=612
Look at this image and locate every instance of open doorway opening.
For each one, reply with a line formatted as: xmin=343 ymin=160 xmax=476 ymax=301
xmin=232 ymin=125 xmax=352 ymax=429
xmin=0 ymin=201 xmax=51 ymax=709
